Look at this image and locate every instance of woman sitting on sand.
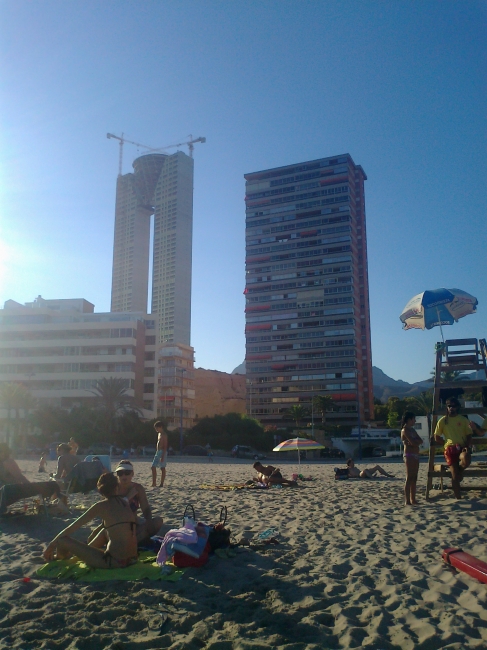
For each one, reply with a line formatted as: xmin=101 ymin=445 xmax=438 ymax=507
xmin=43 ymin=472 xmax=138 ymax=569
xmin=346 ymin=458 xmax=394 ymax=479
xmin=88 ymin=460 xmax=162 ymax=547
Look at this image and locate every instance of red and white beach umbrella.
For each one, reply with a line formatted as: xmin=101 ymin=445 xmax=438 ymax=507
xmin=273 ymin=437 xmax=325 ymax=465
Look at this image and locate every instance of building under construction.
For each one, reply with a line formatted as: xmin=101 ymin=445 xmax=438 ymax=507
xmin=110 ymin=151 xmax=194 ymax=347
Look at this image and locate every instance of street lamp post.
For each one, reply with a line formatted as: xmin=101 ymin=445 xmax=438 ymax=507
xmin=311 ymin=395 xmax=314 ymax=440
xmin=178 ymin=368 xmax=186 ymax=456
xmin=357 ymin=403 xmax=362 ymax=460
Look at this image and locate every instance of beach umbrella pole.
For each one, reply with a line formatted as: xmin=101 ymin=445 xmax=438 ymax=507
xmin=436 ymin=307 xmax=445 ymax=342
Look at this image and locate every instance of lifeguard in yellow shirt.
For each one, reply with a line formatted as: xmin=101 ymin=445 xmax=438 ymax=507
xmin=434 ymin=397 xmax=472 ymax=499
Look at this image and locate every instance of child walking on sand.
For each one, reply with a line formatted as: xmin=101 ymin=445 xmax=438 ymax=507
xmin=401 ymin=411 xmax=423 ymax=506
xmin=38 ymin=453 xmax=48 ymax=473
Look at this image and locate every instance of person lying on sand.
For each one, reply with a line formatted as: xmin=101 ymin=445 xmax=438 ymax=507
xmin=0 ymin=443 xmax=63 ymax=514
xmin=346 ymin=458 xmax=394 ymax=479
xmin=252 ymin=462 xmax=297 ymax=486
xmin=43 ymin=472 xmax=138 ymax=569
xmin=87 ymin=460 xmax=162 ymax=547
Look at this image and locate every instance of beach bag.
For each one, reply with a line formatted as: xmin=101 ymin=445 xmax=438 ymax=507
xmin=172 ymin=504 xmax=210 ymax=568
xmin=208 ymin=506 xmax=231 ymax=551
xmin=334 ymin=468 xmax=349 ymax=480
xmin=172 ymin=505 xmax=230 ymax=567
xmin=173 ymin=540 xmax=211 ymax=568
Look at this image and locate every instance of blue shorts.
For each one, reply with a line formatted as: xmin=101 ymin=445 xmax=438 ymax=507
xmin=152 ymin=449 xmax=166 ymax=469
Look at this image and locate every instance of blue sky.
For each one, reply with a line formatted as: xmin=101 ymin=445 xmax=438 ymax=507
xmin=1 ymin=1 xmax=485 ymax=384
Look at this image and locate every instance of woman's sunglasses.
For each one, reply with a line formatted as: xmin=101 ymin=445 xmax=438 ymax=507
xmin=116 ymin=469 xmax=132 ymax=476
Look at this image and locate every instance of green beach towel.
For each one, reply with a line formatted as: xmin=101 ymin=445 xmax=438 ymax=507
xmin=36 ymin=551 xmax=186 ymax=582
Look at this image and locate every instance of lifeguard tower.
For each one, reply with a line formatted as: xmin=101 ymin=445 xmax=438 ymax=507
xmin=426 ymin=338 xmax=487 ymax=499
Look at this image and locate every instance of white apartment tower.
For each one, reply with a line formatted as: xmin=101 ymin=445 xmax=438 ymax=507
xmin=110 ymin=151 xmax=193 ymax=346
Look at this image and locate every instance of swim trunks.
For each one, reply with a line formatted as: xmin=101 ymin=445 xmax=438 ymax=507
xmin=151 ymin=449 xmax=166 ymax=469
xmin=444 ymin=444 xmax=462 ymax=466
xmin=403 ymin=453 xmax=420 ymax=461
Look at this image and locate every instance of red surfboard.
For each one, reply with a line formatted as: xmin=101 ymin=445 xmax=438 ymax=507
xmin=442 ymin=548 xmax=487 ymax=584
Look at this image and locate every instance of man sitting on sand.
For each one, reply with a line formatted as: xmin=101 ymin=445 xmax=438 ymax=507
xmin=253 ymin=462 xmax=297 ymax=486
xmin=346 ymin=458 xmax=394 ymax=479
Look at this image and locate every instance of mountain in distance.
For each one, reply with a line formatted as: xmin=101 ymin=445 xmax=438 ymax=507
xmin=372 ymin=366 xmax=432 ymax=402
xmin=232 ymin=361 xmax=479 ymax=404
xmin=232 ymin=361 xmax=245 ymax=375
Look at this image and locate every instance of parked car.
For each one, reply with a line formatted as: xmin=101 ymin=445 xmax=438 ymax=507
xmin=87 ymin=443 xmax=112 ymax=455
xmin=372 ymin=447 xmax=386 ymax=457
xmin=142 ymin=446 xmax=157 ymax=457
xmin=319 ymin=447 xmax=345 ymax=459
xmin=182 ymin=445 xmax=208 ymax=457
xmin=231 ymin=445 xmax=266 ymax=460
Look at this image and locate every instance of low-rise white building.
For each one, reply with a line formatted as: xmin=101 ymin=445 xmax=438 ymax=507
xmin=0 ymin=296 xmax=158 ymax=419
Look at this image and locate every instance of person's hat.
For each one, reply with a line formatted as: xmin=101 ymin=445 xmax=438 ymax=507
xmin=114 ymin=461 xmax=134 ymax=473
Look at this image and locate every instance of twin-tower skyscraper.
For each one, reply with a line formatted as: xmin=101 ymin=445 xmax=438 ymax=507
xmin=110 ymin=151 xmax=193 ymax=346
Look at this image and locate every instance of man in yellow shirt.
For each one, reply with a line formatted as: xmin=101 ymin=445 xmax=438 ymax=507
xmin=434 ymin=397 xmax=472 ymax=499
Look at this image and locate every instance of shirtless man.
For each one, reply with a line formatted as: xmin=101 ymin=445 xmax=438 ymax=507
xmin=346 ymin=458 xmax=394 ymax=479
xmin=253 ymin=462 xmax=297 ymax=486
xmin=151 ymin=421 xmax=168 ymax=488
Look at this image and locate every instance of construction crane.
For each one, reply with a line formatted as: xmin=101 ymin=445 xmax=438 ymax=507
xmin=107 ymin=132 xmax=206 ymax=176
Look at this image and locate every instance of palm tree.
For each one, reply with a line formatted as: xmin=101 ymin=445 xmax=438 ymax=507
xmin=0 ymin=382 xmax=35 ymax=447
xmin=90 ymin=377 xmax=138 ymax=439
xmin=0 ymin=382 xmax=19 ymax=446
xmin=286 ymin=404 xmax=308 ymax=430
xmin=412 ymin=390 xmax=433 ymax=417
xmin=312 ymin=395 xmax=335 ymax=427
xmin=430 ymin=368 xmax=466 ymax=382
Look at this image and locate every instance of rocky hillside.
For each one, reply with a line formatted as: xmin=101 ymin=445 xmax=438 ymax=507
xmin=372 ymin=366 xmax=432 ymax=402
xmin=194 ymin=368 xmax=246 ymax=419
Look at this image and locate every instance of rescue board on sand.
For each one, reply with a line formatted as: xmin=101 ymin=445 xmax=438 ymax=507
xmin=442 ymin=548 xmax=487 ymax=584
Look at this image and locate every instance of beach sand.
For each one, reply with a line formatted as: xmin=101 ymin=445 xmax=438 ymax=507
xmin=1 ymin=458 xmax=487 ymax=649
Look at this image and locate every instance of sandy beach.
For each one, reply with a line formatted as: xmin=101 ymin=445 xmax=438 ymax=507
xmin=1 ymin=457 xmax=487 ymax=649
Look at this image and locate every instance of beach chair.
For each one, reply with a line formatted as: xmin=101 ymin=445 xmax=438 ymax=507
xmin=0 ymin=480 xmax=60 ymax=517
xmin=63 ymin=459 xmax=105 ymax=496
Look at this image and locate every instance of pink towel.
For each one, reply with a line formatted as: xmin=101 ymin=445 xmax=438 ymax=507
xmin=156 ymin=519 xmax=198 ymax=565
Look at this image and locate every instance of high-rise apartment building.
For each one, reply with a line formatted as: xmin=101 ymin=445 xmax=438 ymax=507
xmin=0 ymin=296 xmax=158 ymax=415
xmin=110 ymin=151 xmax=193 ymax=346
xmin=244 ymin=154 xmax=373 ymax=429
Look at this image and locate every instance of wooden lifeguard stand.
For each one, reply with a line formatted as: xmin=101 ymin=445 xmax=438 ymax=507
xmin=425 ymin=338 xmax=487 ymax=500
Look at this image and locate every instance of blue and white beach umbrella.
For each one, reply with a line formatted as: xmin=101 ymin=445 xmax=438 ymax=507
xmin=400 ymin=288 xmax=478 ymax=338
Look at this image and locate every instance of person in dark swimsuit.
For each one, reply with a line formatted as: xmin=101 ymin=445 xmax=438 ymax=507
xmin=43 ymin=473 xmax=138 ymax=569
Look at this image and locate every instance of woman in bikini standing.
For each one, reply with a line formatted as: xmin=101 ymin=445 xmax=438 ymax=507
xmin=43 ymin=472 xmax=138 ymax=569
xmin=401 ymin=411 xmax=423 ymax=506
